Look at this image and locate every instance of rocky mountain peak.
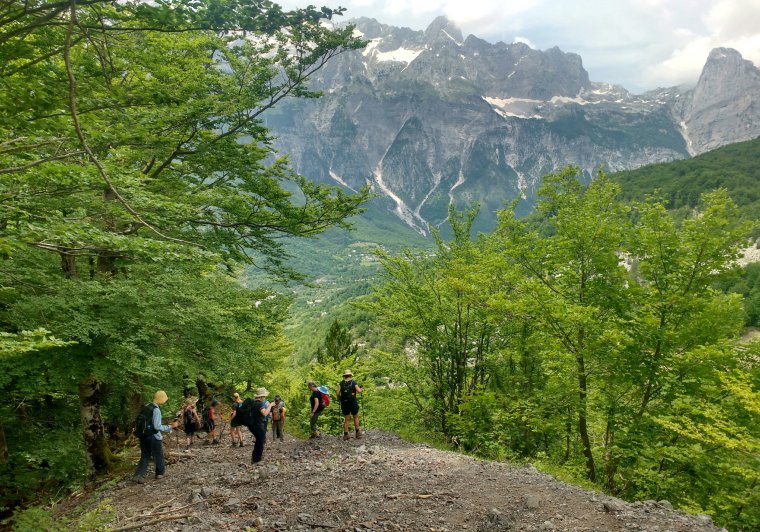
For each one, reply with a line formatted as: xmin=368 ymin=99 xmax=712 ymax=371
xmin=683 ymin=47 xmax=760 ymax=153
xmin=424 ymin=15 xmax=464 ymax=44
xmin=703 ymin=47 xmax=750 ymax=70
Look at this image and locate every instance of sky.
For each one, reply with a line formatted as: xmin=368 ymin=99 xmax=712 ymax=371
xmin=278 ymin=0 xmax=760 ymax=94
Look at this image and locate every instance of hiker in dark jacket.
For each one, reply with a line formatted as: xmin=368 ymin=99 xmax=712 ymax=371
xmin=251 ymin=387 xmax=273 ymax=464
xmin=308 ymin=381 xmax=324 ymax=438
xmin=181 ymin=398 xmax=201 ymax=449
xmin=133 ymin=390 xmax=178 ymax=483
xmin=337 ymin=369 xmax=363 ymax=440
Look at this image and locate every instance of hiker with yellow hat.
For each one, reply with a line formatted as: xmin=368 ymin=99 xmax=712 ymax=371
xmin=133 ymin=390 xmax=178 ymax=483
xmin=337 ymin=370 xmax=363 ymax=440
xmin=250 ymin=387 xmax=273 ymax=464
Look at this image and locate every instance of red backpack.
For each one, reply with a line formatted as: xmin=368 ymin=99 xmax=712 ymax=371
xmin=317 ymin=385 xmax=330 ymax=407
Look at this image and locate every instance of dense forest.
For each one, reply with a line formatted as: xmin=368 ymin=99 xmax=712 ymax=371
xmin=614 ymin=137 xmax=760 ymax=227
xmin=1 ymin=1 xmax=759 ymax=530
xmin=0 ymin=0 xmax=368 ymax=523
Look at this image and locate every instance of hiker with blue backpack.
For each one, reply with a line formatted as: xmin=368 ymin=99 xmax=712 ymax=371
xmin=308 ymin=381 xmax=328 ymax=438
xmin=249 ymin=387 xmax=273 ymax=464
xmin=337 ymin=369 xmax=363 ymax=440
xmin=132 ymin=390 xmax=179 ymax=484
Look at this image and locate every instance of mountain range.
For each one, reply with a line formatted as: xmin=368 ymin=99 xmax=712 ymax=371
xmin=266 ymin=16 xmax=760 ymax=234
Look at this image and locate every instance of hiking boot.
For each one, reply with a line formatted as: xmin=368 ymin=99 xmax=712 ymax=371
xmin=212 ymin=439 xmax=220 ymax=445
xmin=309 ymin=431 xmax=318 ymax=439
xmin=343 ymin=433 xmax=350 ymax=441
xmin=231 ymin=442 xmax=237 ymax=447
xmin=155 ymin=474 xmax=164 ymax=480
xmin=239 ymin=442 xmax=244 ymax=447
xmin=132 ymin=475 xmax=145 ymax=484
xmin=355 ymin=429 xmax=363 ymax=439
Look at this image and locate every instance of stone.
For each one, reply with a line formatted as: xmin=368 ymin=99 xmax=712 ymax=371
xmin=657 ymin=500 xmax=673 ymax=510
xmin=223 ymin=498 xmax=241 ymax=513
xmin=523 ymin=494 xmax=542 ymax=509
xmin=602 ymin=500 xmax=626 ymax=513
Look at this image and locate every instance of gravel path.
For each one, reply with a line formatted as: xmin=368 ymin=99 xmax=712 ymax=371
xmin=105 ymin=430 xmax=722 ymax=531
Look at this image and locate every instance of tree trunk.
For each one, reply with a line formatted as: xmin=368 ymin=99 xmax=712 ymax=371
xmin=78 ymin=374 xmax=114 ymax=475
xmin=0 ymin=418 xmax=8 ymax=465
xmin=196 ymin=375 xmax=209 ymax=400
xmin=60 ymin=250 xmax=78 ymax=278
xmin=576 ymin=353 xmax=596 ymax=481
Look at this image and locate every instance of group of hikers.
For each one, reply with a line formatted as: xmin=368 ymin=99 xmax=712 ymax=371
xmin=132 ymin=369 xmax=363 ymax=483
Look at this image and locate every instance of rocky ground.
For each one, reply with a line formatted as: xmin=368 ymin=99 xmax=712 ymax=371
xmin=101 ymin=429 xmax=723 ymax=531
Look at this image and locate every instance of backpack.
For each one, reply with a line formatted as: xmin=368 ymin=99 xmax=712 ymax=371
xmin=340 ymin=379 xmax=357 ymax=403
xmin=236 ymin=398 xmax=256 ymax=428
xmin=135 ymin=404 xmax=157 ymax=439
xmin=317 ymin=385 xmax=330 ymax=408
xmin=183 ymin=408 xmax=198 ymax=430
xmin=197 ymin=401 xmax=210 ymax=431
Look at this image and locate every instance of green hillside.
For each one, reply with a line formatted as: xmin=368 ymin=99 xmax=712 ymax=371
xmin=613 ymin=136 xmax=760 ymax=222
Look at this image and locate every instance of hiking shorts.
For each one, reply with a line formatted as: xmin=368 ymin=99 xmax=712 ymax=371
xmin=184 ymin=423 xmax=198 ymax=436
xmin=207 ymin=420 xmax=216 ymax=432
xmin=341 ymin=400 xmax=359 ymax=416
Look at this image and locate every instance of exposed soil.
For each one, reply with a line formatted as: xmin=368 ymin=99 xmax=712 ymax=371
xmin=101 ymin=429 xmax=723 ymax=531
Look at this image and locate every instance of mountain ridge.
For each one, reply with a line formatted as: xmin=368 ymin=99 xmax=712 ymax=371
xmin=267 ymin=16 xmax=760 ymax=234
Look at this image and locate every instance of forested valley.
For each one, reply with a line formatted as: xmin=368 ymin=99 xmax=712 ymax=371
xmin=1 ymin=1 xmax=758 ymax=530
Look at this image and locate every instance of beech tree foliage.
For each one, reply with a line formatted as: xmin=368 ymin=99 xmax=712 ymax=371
xmin=370 ymin=168 xmax=758 ymax=529
xmin=1 ymin=0 xmax=368 ymax=511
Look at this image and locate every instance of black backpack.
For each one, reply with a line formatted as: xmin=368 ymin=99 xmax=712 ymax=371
xmin=135 ymin=404 xmax=157 ymax=439
xmin=236 ymin=398 xmax=256 ymax=428
xmin=183 ymin=408 xmax=198 ymax=430
xmin=340 ymin=379 xmax=357 ymax=403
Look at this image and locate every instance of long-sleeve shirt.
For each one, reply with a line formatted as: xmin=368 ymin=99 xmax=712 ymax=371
xmin=151 ymin=403 xmax=173 ymax=441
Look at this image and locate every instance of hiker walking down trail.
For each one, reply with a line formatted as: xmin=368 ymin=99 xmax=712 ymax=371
xmin=337 ymin=369 xmax=363 ymax=440
xmin=181 ymin=398 xmax=201 ymax=449
xmin=250 ymin=388 xmax=273 ymax=464
xmin=308 ymin=381 xmax=326 ymax=438
xmin=133 ymin=390 xmax=179 ymax=483
xmin=271 ymin=395 xmax=286 ymax=441
xmin=205 ymin=400 xmax=220 ymax=444
xmin=229 ymin=392 xmax=244 ymax=447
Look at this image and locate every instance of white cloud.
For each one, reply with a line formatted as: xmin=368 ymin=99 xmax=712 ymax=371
xmin=514 ymin=36 xmax=535 ymax=49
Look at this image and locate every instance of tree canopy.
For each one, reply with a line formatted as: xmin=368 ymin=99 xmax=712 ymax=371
xmin=1 ymin=0 xmax=369 ymax=514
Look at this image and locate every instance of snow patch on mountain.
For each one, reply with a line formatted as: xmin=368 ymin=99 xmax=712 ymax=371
xmin=373 ymin=166 xmax=428 ymax=235
xmin=329 ymin=170 xmax=358 ymax=192
xmin=362 ymin=38 xmax=423 ymax=65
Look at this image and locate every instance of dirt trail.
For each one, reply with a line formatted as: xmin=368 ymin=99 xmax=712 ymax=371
xmin=104 ymin=430 xmax=722 ymax=531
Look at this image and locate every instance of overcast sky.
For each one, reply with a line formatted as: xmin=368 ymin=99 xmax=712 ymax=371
xmin=279 ymin=0 xmax=760 ymax=94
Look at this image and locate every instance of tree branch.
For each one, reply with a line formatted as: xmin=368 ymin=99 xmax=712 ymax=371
xmin=62 ymin=1 xmax=201 ymax=249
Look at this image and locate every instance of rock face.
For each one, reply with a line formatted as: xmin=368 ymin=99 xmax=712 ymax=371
xmin=679 ymin=47 xmax=760 ymax=154
xmin=267 ymin=17 xmax=760 ymax=233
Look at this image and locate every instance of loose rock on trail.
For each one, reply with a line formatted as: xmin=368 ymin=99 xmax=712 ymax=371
xmin=104 ymin=430 xmax=722 ymax=531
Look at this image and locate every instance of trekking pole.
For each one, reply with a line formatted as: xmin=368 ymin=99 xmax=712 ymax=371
xmin=218 ymin=420 xmax=227 ymax=443
xmin=361 ymin=391 xmax=367 ymax=430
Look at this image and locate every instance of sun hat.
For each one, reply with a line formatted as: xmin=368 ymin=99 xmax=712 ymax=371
xmin=255 ymin=387 xmax=269 ymax=398
xmin=232 ymin=392 xmax=240 ymax=398
xmin=153 ymin=390 xmax=168 ymax=405
xmin=343 ymin=369 xmax=353 ymax=377
xmin=307 ymin=381 xmax=317 ymax=387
